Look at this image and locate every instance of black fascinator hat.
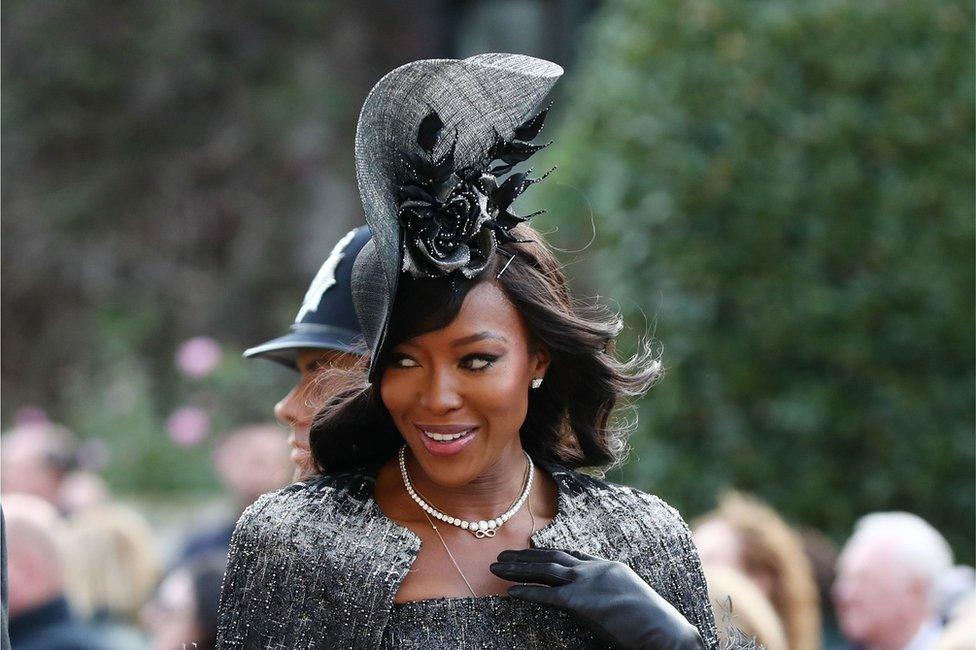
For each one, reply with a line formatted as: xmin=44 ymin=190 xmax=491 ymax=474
xmin=352 ymin=53 xmax=563 ymax=382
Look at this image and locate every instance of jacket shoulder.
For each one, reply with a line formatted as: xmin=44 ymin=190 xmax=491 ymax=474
xmin=550 ymin=467 xmax=720 ymax=649
xmin=230 ymin=470 xmax=375 ymax=546
xmin=551 ymin=467 xmax=691 ymax=540
xmin=217 ymin=469 xmax=399 ymax=648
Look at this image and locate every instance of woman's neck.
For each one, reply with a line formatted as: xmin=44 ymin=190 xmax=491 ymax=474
xmin=403 ymin=444 xmax=530 ymax=521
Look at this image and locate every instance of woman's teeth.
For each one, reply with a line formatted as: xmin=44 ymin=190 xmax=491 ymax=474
xmin=422 ymin=429 xmax=472 ymax=442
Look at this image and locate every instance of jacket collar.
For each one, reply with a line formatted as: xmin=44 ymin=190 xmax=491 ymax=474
xmin=293 ymin=457 xmax=594 ymax=647
xmin=343 ymin=455 xmax=589 ymax=547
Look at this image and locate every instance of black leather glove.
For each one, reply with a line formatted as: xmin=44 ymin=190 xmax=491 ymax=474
xmin=490 ymin=548 xmax=705 ymax=650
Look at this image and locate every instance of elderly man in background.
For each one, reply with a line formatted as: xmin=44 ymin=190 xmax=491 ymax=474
xmin=1 ymin=423 xmax=77 ymax=508
xmin=5 ymin=494 xmax=105 ymax=650
xmin=833 ymin=512 xmax=954 ymax=650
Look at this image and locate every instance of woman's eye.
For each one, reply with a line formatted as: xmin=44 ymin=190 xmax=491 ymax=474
xmin=461 ymin=354 xmax=499 ymax=371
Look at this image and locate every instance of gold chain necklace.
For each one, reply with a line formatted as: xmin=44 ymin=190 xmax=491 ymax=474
xmin=414 ymin=458 xmax=536 ymax=598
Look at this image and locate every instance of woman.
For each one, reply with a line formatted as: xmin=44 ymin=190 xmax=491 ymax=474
xmin=242 ymin=225 xmax=371 ymax=479
xmin=704 ymin=566 xmax=787 ymax=650
xmin=217 ymin=54 xmax=721 ymax=649
xmin=63 ymin=504 xmax=159 ymax=649
xmin=694 ymin=492 xmax=820 ymax=650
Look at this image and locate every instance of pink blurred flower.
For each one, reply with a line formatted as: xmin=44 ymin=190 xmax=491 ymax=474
xmin=175 ymin=336 xmax=222 ymax=378
xmin=13 ymin=406 xmax=50 ymax=427
xmin=166 ymin=407 xmax=210 ymax=447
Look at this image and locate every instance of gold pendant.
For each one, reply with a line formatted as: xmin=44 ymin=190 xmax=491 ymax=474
xmin=473 ymin=528 xmax=496 ymax=539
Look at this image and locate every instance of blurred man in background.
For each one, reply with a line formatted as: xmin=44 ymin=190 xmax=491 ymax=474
xmin=834 ymin=512 xmax=953 ymax=650
xmin=934 ymin=565 xmax=976 ymax=625
xmin=243 ymin=226 xmax=370 ymax=478
xmin=5 ymin=494 xmax=105 ymax=650
xmin=1 ymin=423 xmax=77 ymax=510
xmin=176 ymin=424 xmax=291 ymax=563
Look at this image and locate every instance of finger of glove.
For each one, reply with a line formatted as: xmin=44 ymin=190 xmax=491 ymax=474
xmin=507 ymin=584 xmax=563 ymax=606
xmin=489 ymin=561 xmax=574 ymax=586
xmin=496 ymin=548 xmax=580 ymax=567
xmin=563 ymin=549 xmax=602 ymax=563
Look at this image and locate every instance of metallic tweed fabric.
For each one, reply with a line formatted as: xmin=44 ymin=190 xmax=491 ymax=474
xmin=216 ymin=462 xmax=720 ymax=649
xmin=381 ymin=596 xmax=608 ymax=649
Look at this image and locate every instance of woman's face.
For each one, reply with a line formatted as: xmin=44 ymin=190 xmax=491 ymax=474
xmin=275 ymin=348 xmax=359 ymax=472
xmin=380 ymin=281 xmax=549 ymax=487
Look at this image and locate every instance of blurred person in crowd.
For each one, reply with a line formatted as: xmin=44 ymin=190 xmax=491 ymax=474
xmin=142 ymin=554 xmax=225 ymax=650
xmin=1 ymin=422 xmax=78 ymax=511
xmin=63 ymin=504 xmax=159 ymax=649
xmin=694 ymin=491 xmax=822 ymax=650
xmin=176 ymin=424 xmax=291 ymax=563
xmin=243 ymin=225 xmax=370 ymax=478
xmin=2 ymin=507 xmax=11 ymax=650
xmin=933 ymin=592 xmax=976 ymax=650
xmin=933 ymin=565 xmax=976 ymax=624
xmin=705 ymin=565 xmax=788 ymax=650
xmin=5 ymin=494 xmax=106 ymax=650
xmin=58 ymin=471 xmax=111 ymax=516
xmin=801 ymin=526 xmax=848 ymax=649
xmin=833 ymin=512 xmax=954 ymax=650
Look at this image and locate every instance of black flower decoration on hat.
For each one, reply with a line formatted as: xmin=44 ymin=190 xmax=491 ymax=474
xmin=396 ymin=108 xmax=554 ymax=279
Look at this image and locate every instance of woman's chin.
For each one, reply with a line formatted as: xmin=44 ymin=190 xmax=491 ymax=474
xmin=407 ymin=448 xmax=483 ymax=489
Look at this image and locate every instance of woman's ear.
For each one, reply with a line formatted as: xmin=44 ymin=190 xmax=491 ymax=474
xmin=531 ymin=344 xmax=551 ymax=380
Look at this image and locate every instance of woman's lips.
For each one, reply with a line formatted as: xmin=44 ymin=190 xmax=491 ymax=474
xmin=288 ymin=430 xmax=311 ymax=465
xmin=414 ymin=423 xmax=478 ymax=457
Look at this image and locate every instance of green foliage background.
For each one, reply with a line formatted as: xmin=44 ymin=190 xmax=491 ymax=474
xmin=532 ymin=0 xmax=974 ymax=560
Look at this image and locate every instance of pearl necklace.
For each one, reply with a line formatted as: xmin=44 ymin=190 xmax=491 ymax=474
xmin=398 ymin=444 xmax=534 ymax=539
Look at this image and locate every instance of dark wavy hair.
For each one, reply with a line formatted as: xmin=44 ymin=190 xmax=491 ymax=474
xmin=309 ymin=224 xmax=661 ymax=474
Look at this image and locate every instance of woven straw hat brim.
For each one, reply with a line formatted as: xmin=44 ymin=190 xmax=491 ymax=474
xmin=352 ymin=53 xmax=563 ymax=382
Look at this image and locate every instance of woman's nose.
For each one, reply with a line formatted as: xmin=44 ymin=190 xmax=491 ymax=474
xmin=420 ymin=369 xmax=463 ymax=414
xmin=274 ymin=384 xmax=302 ymax=426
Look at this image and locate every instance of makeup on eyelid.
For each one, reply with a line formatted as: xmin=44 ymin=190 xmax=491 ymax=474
xmin=389 ymin=351 xmax=505 ymax=372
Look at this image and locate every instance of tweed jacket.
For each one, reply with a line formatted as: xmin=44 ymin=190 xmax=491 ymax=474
xmin=216 ymin=462 xmax=720 ymax=649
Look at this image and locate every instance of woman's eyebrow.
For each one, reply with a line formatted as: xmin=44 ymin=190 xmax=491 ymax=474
xmin=450 ymin=331 xmax=508 ymax=347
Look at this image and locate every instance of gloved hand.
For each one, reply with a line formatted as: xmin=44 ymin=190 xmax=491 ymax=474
xmin=490 ymin=548 xmax=705 ymax=650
